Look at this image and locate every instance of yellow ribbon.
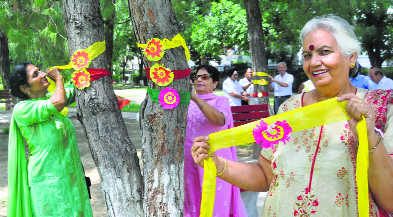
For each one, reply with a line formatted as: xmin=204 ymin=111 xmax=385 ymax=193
xmin=47 ymin=79 xmax=69 ymax=116
xmin=356 ymin=117 xmax=369 ymax=217
xmin=137 ymin=33 xmax=190 ymax=62
xmin=255 ymin=72 xmax=269 ymax=77
xmin=200 ymin=97 xmax=369 ymax=217
xmin=50 ymin=41 xmax=106 ymax=70
xmin=252 ymin=79 xmax=268 ymax=85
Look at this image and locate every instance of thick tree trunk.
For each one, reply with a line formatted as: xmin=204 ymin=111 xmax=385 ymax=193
xmin=0 ymin=30 xmax=10 ymax=90
xmin=128 ymin=0 xmax=189 ymax=216
xmin=62 ymin=1 xmax=144 ymax=217
xmin=244 ymin=0 xmax=268 ymax=106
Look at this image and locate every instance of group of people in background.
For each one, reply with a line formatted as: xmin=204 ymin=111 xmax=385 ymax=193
xmin=222 ymin=61 xmax=295 ymax=114
xmin=223 ymin=61 xmax=392 ymax=115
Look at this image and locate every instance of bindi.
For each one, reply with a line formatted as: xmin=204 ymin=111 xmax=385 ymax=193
xmin=309 ymin=45 xmax=314 ymax=51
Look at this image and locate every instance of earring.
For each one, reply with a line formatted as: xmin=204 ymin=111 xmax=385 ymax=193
xmin=350 ymin=63 xmax=355 ymax=68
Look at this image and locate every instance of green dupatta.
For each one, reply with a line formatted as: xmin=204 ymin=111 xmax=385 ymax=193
xmin=8 ymin=114 xmax=33 ymax=217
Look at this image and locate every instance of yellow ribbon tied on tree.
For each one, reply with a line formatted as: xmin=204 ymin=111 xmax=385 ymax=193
xmin=200 ymin=97 xmax=369 ymax=217
xmin=255 ymin=72 xmax=269 ymax=77
xmin=50 ymin=41 xmax=106 ymax=71
xmin=252 ymin=79 xmax=268 ymax=85
xmin=49 ymin=41 xmax=106 ymax=89
xmin=137 ymin=33 xmax=190 ymax=62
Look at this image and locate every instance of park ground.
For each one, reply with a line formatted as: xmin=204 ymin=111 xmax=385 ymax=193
xmin=0 ymin=88 xmax=267 ymax=217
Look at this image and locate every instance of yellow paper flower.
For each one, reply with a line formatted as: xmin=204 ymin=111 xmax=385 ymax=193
xmin=72 ymin=69 xmax=91 ymax=90
xmin=150 ymin=64 xmax=174 ymax=86
xmin=71 ymin=50 xmax=91 ymax=70
xmin=144 ymin=38 xmax=164 ymax=62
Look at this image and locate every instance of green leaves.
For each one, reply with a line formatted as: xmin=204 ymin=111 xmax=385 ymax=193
xmin=34 ymin=0 xmax=47 ymax=9
xmin=190 ymin=0 xmax=248 ymax=59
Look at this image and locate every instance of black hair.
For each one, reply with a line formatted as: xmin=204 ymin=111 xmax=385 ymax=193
xmin=9 ymin=62 xmax=31 ymax=99
xmin=226 ymin=67 xmax=237 ymax=77
xmin=195 ymin=64 xmax=220 ymax=82
xmin=349 ymin=61 xmax=360 ymax=78
xmin=375 ymin=70 xmax=383 ymax=76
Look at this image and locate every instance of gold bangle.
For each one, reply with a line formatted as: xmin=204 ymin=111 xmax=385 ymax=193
xmin=216 ymin=159 xmax=227 ymax=177
xmin=369 ymin=134 xmax=382 ymax=153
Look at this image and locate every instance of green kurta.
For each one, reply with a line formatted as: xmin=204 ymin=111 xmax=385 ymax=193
xmin=8 ymin=88 xmax=93 ymax=217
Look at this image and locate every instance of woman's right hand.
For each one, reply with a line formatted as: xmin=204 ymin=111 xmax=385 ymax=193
xmin=46 ymin=67 xmax=62 ymax=82
xmin=191 ymin=136 xmax=219 ymax=168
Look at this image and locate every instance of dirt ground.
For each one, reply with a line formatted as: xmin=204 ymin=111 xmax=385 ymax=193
xmin=0 ymin=109 xmax=265 ymax=217
xmin=0 ymin=110 xmax=141 ymax=217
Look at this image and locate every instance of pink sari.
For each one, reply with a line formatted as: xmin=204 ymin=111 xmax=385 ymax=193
xmin=184 ymin=93 xmax=248 ymax=217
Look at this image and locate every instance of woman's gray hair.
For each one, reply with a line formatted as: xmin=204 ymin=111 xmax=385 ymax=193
xmin=300 ymin=15 xmax=361 ymax=57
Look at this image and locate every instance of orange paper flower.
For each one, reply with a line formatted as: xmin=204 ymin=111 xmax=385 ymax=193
xmin=71 ymin=50 xmax=91 ymax=70
xmin=144 ymin=38 xmax=164 ymax=61
xmin=72 ymin=69 xmax=91 ymax=89
xmin=150 ymin=64 xmax=174 ymax=86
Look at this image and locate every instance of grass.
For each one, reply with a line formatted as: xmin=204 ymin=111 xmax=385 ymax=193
xmin=121 ymin=102 xmax=140 ymax=112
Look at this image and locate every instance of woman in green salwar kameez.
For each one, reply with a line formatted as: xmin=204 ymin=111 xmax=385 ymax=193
xmin=8 ymin=63 xmax=93 ymax=217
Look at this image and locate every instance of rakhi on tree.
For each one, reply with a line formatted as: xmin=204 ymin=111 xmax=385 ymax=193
xmin=137 ymin=33 xmax=190 ymax=62
xmin=199 ymin=97 xmax=370 ymax=217
xmin=145 ymin=64 xmax=191 ymax=87
xmin=50 ymin=40 xmax=106 ymax=89
xmin=252 ymin=79 xmax=268 ymax=85
xmin=147 ymin=87 xmax=190 ymax=110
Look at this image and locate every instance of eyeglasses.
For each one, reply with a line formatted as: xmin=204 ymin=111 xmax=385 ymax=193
xmin=192 ymin=74 xmax=211 ymax=81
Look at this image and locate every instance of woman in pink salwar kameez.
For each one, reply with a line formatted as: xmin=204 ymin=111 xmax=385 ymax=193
xmin=184 ymin=65 xmax=248 ymax=217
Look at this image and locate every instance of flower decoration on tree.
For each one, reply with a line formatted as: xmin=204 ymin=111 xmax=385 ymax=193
xmin=71 ymin=50 xmax=91 ymax=70
xmin=253 ymin=120 xmax=292 ymax=149
xmin=159 ymin=87 xmax=180 ymax=109
xmin=144 ymin=38 xmax=164 ymax=62
xmin=150 ymin=64 xmax=174 ymax=86
xmin=72 ymin=69 xmax=91 ymax=90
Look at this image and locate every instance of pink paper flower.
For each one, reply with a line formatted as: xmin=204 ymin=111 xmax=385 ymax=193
xmin=253 ymin=120 xmax=292 ymax=149
xmin=159 ymin=87 xmax=180 ymax=109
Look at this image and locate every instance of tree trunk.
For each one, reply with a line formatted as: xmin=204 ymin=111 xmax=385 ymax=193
xmin=104 ymin=1 xmax=115 ymax=74
xmin=0 ymin=30 xmax=10 ymax=90
xmin=244 ymin=0 xmax=268 ymax=105
xmin=62 ymin=1 xmax=144 ymax=217
xmin=128 ymin=0 xmax=189 ymax=216
xmin=244 ymin=0 xmax=268 ymax=161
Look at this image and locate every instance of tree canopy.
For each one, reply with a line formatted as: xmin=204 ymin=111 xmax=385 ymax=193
xmin=0 ymin=0 xmax=391 ymax=84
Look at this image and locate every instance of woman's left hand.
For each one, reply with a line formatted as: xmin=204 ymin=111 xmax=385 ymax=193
xmin=338 ymin=93 xmax=376 ymax=139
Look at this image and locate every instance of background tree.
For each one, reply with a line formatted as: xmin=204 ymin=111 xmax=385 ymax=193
xmin=0 ymin=0 xmax=69 ymax=70
xmin=62 ymin=0 xmax=144 ymax=216
xmin=0 ymin=29 xmax=10 ymax=89
xmin=101 ymin=0 xmax=116 ymax=73
xmin=128 ymin=0 xmax=189 ymax=216
xmin=190 ymin=0 xmax=248 ymax=62
xmin=354 ymin=0 xmax=393 ymax=67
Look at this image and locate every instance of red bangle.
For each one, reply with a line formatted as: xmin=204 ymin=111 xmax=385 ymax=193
xmin=145 ymin=67 xmax=191 ymax=80
xmin=87 ymin=68 xmax=111 ymax=82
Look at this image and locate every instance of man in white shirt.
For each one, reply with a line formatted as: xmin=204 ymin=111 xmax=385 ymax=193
xmin=269 ymin=62 xmax=294 ymax=114
xmin=223 ymin=68 xmax=248 ymax=106
xmin=369 ymin=67 xmax=393 ymax=90
xmin=239 ymin=68 xmax=254 ymax=105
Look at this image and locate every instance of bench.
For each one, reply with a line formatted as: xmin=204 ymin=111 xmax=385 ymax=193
xmin=0 ymin=89 xmax=13 ymax=109
xmin=231 ymin=104 xmax=270 ymax=127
